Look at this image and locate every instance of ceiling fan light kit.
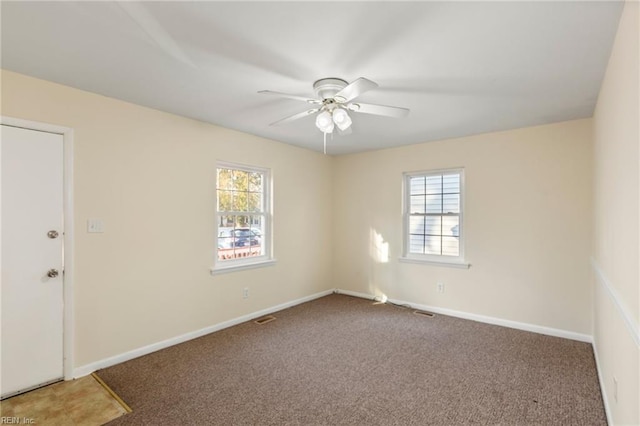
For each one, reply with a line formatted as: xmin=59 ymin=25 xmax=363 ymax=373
xmin=332 ymin=108 xmax=352 ymax=131
xmin=260 ymin=77 xmax=410 ymax=151
xmin=315 ymin=110 xmax=335 ymax=133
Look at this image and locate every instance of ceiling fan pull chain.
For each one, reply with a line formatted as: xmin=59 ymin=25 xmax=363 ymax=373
xmin=323 ymin=132 xmax=327 ymax=155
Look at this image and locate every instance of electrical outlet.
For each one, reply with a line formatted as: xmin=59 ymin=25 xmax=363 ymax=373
xmin=437 ymin=282 xmax=445 ymax=293
xmin=243 ymin=287 xmax=249 ymax=299
xmin=613 ymin=376 xmax=618 ymax=403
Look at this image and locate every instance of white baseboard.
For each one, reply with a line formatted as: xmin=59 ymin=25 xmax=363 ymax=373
xmin=73 ymin=289 xmax=334 ymax=378
xmin=592 ymin=338 xmax=614 ymax=426
xmin=335 ymin=288 xmax=593 ymax=343
xmin=334 ymin=289 xmax=377 ymax=301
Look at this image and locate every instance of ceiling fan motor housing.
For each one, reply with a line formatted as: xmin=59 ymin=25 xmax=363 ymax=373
xmin=313 ymin=78 xmax=348 ymax=100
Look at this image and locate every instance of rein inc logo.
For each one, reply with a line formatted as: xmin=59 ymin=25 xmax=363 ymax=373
xmin=1 ymin=418 xmax=35 ymax=424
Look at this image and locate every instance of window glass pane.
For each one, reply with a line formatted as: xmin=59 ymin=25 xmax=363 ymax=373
xmin=410 ymin=195 xmax=425 ymax=214
xmin=442 ymin=236 xmax=459 ymax=256
xmin=443 ymin=194 xmax=460 ymax=214
xmin=232 ymin=228 xmax=255 ymax=251
xmin=248 ymin=192 xmax=262 ymax=212
xmin=219 ymin=215 xmax=235 ymax=228
xmin=409 ymin=176 xmax=425 ymax=195
xmin=424 ymin=235 xmax=442 ymax=255
xmin=232 ymin=169 xmax=248 ymax=188
xmin=232 ymin=191 xmax=248 ymax=212
xmin=218 ymin=216 xmax=237 ymax=260
xmin=409 ymin=234 xmax=425 ymax=254
xmin=442 ymin=174 xmax=460 ymax=193
xmin=442 ymin=216 xmax=459 ymax=237
xmin=425 ymin=194 xmax=442 ymax=214
xmin=409 ymin=216 xmax=426 ymax=234
xmin=250 ymin=216 xmax=265 ymax=255
xmin=217 ymin=169 xmax=234 ymax=190
xmin=217 ymin=189 xmax=232 ymax=212
xmin=234 ymin=215 xmax=250 ymax=228
xmin=249 ymin=172 xmax=262 ymax=192
xmin=218 ymin=236 xmax=234 ymax=249
xmin=425 ymin=175 xmax=442 ymax=195
xmin=249 ymin=216 xmax=263 ymax=231
xmin=425 ymin=216 xmax=442 ymax=235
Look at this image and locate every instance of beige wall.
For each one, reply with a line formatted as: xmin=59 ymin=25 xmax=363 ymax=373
xmin=1 ymin=70 xmax=334 ymax=367
xmin=592 ymin=0 xmax=640 ymax=424
xmin=333 ymin=119 xmax=593 ymax=334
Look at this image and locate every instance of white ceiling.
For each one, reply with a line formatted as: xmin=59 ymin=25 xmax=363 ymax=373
xmin=1 ymin=1 xmax=623 ymax=155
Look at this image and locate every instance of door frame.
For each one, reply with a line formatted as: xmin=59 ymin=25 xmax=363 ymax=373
xmin=1 ymin=116 xmax=75 ymax=381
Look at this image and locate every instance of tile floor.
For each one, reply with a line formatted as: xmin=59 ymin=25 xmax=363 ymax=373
xmin=0 ymin=374 xmax=129 ymax=425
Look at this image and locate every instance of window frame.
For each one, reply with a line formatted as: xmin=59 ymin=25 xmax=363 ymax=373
xmin=400 ymin=168 xmax=469 ymax=269
xmin=212 ymin=161 xmax=274 ymax=274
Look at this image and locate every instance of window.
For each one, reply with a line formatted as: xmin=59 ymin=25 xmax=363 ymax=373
xmin=214 ymin=162 xmax=272 ymax=272
xmin=402 ymin=169 xmax=468 ymax=267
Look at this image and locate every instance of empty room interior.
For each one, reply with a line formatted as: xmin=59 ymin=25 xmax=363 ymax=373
xmin=1 ymin=1 xmax=638 ymax=425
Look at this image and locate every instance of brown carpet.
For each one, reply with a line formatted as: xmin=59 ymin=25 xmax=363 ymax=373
xmin=98 ymin=294 xmax=606 ymax=425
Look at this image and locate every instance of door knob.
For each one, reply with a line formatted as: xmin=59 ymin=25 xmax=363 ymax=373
xmin=47 ymin=230 xmax=59 ymax=239
xmin=47 ymin=269 xmax=59 ymax=278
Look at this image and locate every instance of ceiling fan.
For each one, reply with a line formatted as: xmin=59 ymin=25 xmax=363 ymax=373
xmin=259 ymin=77 xmax=410 ymax=142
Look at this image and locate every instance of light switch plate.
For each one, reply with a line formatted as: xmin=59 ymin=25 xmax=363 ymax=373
xmin=87 ymin=218 xmax=105 ymax=233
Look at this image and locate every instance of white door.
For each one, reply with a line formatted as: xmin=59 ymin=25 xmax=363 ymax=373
xmin=1 ymin=125 xmax=64 ymax=398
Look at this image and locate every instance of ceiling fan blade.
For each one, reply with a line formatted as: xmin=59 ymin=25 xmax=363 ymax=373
xmin=349 ymin=102 xmax=410 ymax=118
xmin=269 ymin=108 xmax=320 ymax=126
xmin=259 ymin=90 xmax=321 ymax=104
xmin=334 ymin=77 xmax=378 ymax=103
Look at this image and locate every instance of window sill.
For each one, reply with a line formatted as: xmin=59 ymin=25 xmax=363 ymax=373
xmin=210 ymin=259 xmax=277 ymax=275
xmin=399 ymin=257 xmax=471 ymax=269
